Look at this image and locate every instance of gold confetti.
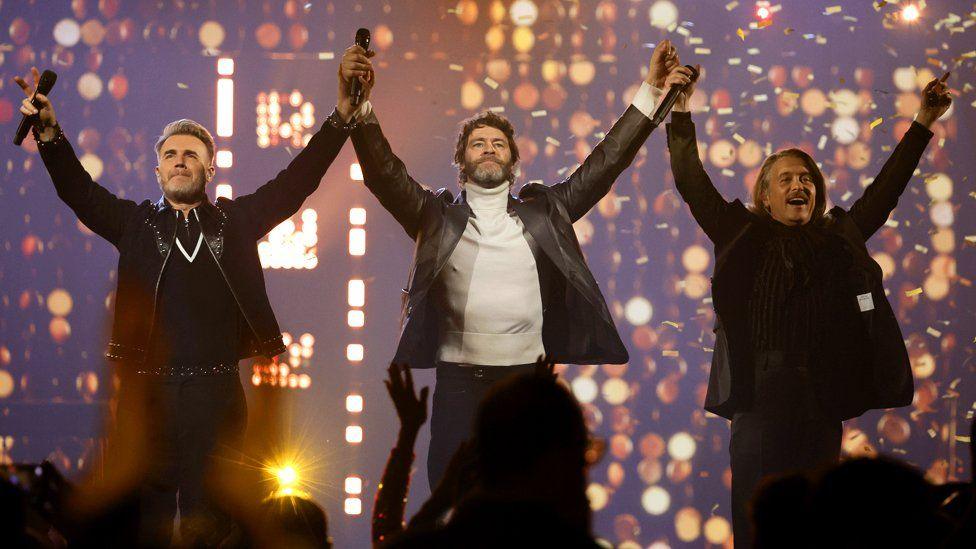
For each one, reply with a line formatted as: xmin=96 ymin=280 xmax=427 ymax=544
xmin=448 ymin=64 xmax=464 ymax=71
xmin=737 ymin=28 xmax=746 ymax=41
xmin=906 ymin=287 xmax=923 ymax=297
xmin=725 ymin=1 xmax=739 ymax=10
xmin=757 ymin=19 xmax=772 ymax=29
xmin=870 ymin=117 xmax=884 ymax=129
xmin=483 ymin=77 xmax=499 ymax=90
xmin=176 ymin=82 xmax=189 ymax=89
xmin=662 ymin=321 xmax=684 ymax=330
xmin=926 ymin=327 xmax=942 ymax=338
xmin=732 ymin=133 xmax=746 ymax=144
xmin=636 ymin=256 xmax=649 ymax=265
xmin=530 ymin=110 xmax=548 ymax=118
xmin=694 ymin=47 xmax=712 ymax=55
xmin=662 ymin=350 xmax=680 ymax=357
xmin=824 ymin=6 xmax=842 ymax=15
xmin=784 ymin=27 xmax=795 ymax=35
xmin=545 ymin=136 xmax=561 ymax=147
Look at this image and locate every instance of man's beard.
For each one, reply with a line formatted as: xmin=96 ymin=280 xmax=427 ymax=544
xmin=464 ymin=157 xmax=513 ymax=188
xmin=160 ymin=173 xmax=207 ymax=204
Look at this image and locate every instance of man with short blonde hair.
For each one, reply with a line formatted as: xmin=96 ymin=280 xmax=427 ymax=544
xmin=16 ymin=65 xmax=353 ymax=545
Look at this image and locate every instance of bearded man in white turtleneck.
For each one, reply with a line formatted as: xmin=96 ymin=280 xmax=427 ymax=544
xmin=337 ymin=39 xmax=693 ymax=489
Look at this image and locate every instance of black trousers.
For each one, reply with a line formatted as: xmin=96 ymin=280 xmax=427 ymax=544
xmin=427 ymin=363 xmax=536 ymax=491
xmin=729 ymin=353 xmax=841 ymax=549
xmin=115 ymin=372 xmax=247 ymax=547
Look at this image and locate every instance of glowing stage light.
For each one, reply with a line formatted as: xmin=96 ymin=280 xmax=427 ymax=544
xmin=344 ymin=497 xmax=362 ymax=515
xmin=276 ymin=465 xmax=298 ymax=487
xmin=346 ymin=425 xmax=363 ymax=443
xmin=346 ymin=394 xmax=364 ymax=413
xmin=755 ymin=1 xmax=772 ymax=21
xmin=344 ymin=475 xmax=362 ymax=495
xmin=902 ymin=4 xmax=920 ymax=22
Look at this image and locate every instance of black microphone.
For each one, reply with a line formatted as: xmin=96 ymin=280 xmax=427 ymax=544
xmin=650 ymin=64 xmax=699 ymax=127
xmin=14 ymin=69 xmax=57 ymax=146
xmin=350 ymin=28 xmax=371 ymax=107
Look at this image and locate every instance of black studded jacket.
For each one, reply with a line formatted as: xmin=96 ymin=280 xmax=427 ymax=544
xmin=34 ymin=113 xmax=352 ymax=366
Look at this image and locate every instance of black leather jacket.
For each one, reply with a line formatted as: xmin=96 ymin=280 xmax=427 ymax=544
xmin=667 ymin=112 xmax=932 ymax=420
xmin=351 ymin=105 xmax=657 ymax=368
xmin=36 ymin=113 xmax=351 ymax=365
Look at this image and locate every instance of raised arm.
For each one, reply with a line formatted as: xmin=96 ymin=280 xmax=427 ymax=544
xmin=848 ymin=73 xmax=947 ymax=240
xmin=336 ymin=45 xmax=432 ymax=240
xmin=665 ymin=66 xmax=741 ymax=246
xmin=547 ymin=40 xmax=681 ymax=222
xmin=232 ymin=112 xmax=351 ymax=239
xmin=372 ymin=364 xmax=429 ymax=547
xmin=16 ymin=67 xmax=136 ymax=247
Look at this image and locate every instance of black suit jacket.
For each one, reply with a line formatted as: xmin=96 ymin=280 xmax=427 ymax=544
xmin=351 ymin=105 xmax=657 ymax=368
xmin=667 ymin=111 xmax=931 ymax=420
xmin=36 ymin=113 xmax=351 ymax=364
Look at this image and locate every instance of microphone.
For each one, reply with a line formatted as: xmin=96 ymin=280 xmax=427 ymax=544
xmin=350 ymin=28 xmax=371 ymax=107
xmin=650 ymin=64 xmax=699 ymax=127
xmin=14 ymin=69 xmax=58 ymax=146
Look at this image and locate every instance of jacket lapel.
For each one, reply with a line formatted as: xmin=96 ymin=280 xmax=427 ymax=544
xmin=511 ymin=198 xmax=570 ymax=278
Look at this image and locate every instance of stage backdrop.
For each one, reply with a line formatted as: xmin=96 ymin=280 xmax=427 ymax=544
xmin=1 ymin=1 xmax=973 ymax=547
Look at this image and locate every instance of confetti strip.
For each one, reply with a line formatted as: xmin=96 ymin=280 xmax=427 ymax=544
xmin=176 ymin=82 xmax=189 ymax=89
xmin=662 ymin=350 xmax=680 ymax=357
xmin=906 ymin=287 xmax=923 ymax=297
xmin=737 ymin=28 xmax=746 ymax=41
xmin=483 ymin=77 xmax=499 ymax=90
xmin=545 ymin=137 xmax=561 ymax=147
xmin=448 ymin=64 xmax=463 ymax=71
xmin=870 ymin=117 xmax=884 ymax=129
xmin=530 ymin=110 xmax=547 ymax=118
xmin=823 ymin=6 xmax=842 ymax=15
xmin=926 ymin=327 xmax=942 ymax=338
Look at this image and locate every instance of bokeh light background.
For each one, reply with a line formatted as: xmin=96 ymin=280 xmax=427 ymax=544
xmin=1 ymin=1 xmax=974 ymax=547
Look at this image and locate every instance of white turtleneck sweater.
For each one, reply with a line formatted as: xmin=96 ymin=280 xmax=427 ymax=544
xmin=433 ymin=181 xmax=545 ymax=365
xmin=352 ymin=82 xmax=665 ymax=366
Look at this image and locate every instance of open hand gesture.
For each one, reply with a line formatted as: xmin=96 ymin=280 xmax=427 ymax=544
xmin=384 ymin=363 xmax=429 ymax=435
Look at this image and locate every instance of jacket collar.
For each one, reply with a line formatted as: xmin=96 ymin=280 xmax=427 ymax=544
xmin=154 ymin=195 xmax=218 ymax=220
xmin=455 ymin=186 xmax=519 ymax=213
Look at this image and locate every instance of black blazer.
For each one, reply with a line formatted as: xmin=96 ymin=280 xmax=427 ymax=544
xmin=36 ymin=113 xmax=352 ymax=364
xmin=351 ymin=106 xmax=657 ymax=368
xmin=667 ymin=111 xmax=932 ymax=420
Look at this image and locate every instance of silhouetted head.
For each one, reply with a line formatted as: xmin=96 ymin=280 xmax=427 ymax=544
xmin=752 ymin=472 xmax=815 ymax=549
xmin=811 ymin=456 xmax=948 ymax=546
xmin=262 ymin=494 xmax=331 ymax=548
xmin=475 ymin=373 xmax=588 ymax=487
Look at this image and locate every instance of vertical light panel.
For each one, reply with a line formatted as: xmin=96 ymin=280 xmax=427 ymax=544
xmin=349 ymin=228 xmax=366 ymax=256
xmin=217 ymin=78 xmax=234 ymax=137
xmin=348 ymin=279 xmax=365 ymax=307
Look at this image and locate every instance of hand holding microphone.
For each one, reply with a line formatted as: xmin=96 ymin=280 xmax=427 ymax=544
xmin=336 ymin=29 xmax=375 ymax=122
xmin=13 ymin=67 xmax=58 ymax=145
xmin=651 ymin=64 xmax=700 ymax=125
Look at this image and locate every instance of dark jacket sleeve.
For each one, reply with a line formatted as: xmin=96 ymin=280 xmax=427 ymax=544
xmin=233 ymin=111 xmax=350 ymax=239
xmin=350 ymin=110 xmax=435 ymax=240
xmin=37 ymin=127 xmax=138 ymax=248
xmin=847 ymin=121 xmax=934 ymax=241
xmin=547 ymin=105 xmax=656 ymax=222
xmin=666 ymin=112 xmax=740 ymax=247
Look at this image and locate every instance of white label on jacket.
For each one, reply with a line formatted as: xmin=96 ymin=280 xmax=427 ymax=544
xmin=857 ymin=292 xmax=875 ymax=312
